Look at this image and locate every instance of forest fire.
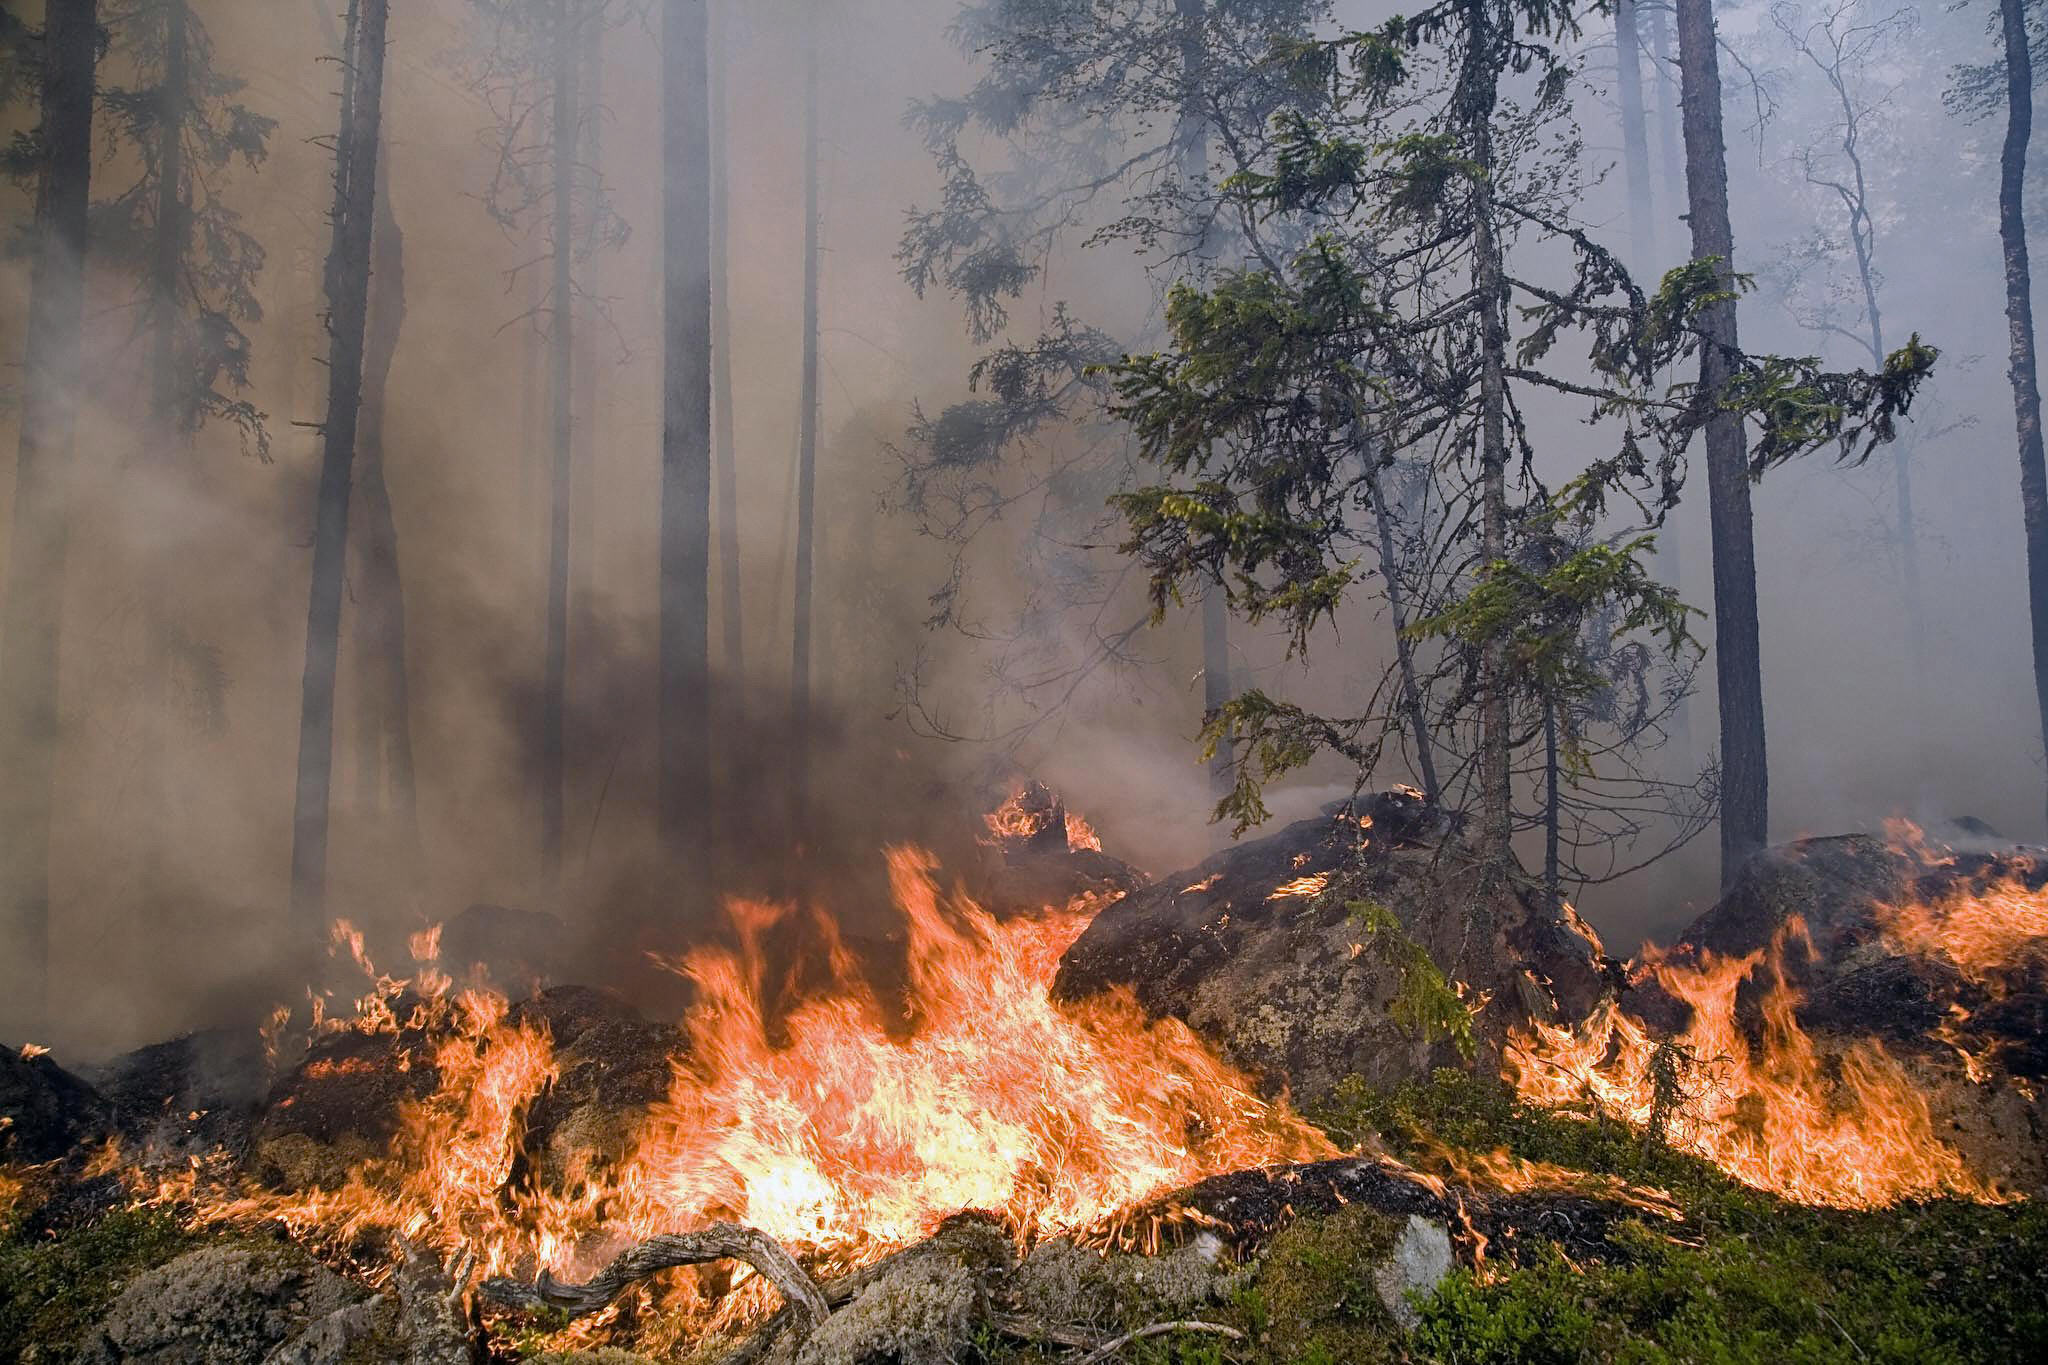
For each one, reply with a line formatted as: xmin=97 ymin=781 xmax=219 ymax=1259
xmin=1504 ymin=830 xmax=2048 ymax=1208
xmin=187 ymin=839 xmax=1328 ymax=1341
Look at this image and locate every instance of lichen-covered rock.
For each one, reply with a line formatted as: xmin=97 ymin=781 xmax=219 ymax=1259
xmin=1053 ymin=793 xmax=1617 ymax=1105
xmin=1008 ymin=1233 xmax=1238 ymax=1331
xmin=1370 ymin=1214 xmax=1453 ymax=1329
xmin=791 ymin=1216 xmax=1014 ymax=1365
xmin=74 ymin=1243 xmax=367 ymax=1365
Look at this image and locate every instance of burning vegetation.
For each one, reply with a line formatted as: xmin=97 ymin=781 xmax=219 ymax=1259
xmin=3 ymin=794 xmax=2046 ymax=1362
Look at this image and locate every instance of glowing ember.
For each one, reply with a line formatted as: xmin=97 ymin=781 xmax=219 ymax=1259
xmin=204 ymin=843 xmax=1329 ymax=1342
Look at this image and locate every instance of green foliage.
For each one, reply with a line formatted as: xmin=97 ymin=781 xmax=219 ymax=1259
xmin=0 ymin=1204 xmax=201 ymax=1357
xmin=1348 ymin=901 xmax=1476 ymax=1058
xmin=1254 ymin=1203 xmax=1405 ymax=1364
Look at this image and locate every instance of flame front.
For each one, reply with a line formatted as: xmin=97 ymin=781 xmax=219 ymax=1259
xmin=1504 ymin=847 xmax=2047 ymax=1209
xmin=210 ymin=844 xmax=1328 ymax=1340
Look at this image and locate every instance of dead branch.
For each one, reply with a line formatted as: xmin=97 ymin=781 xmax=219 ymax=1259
xmin=1072 ymin=1320 xmax=1246 ymax=1364
xmin=393 ymin=1240 xmax=478 ymax=1365
xmin=477 ymin=1223 xmax=830 ymax=1331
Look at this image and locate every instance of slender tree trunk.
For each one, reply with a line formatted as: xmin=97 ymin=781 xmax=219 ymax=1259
xmin=1363 ymin=455 xmax=1439 ymax=802
xmin=1460 ymin=0 xmax=1514 ymax=869
xmin=350 ymin=152 xmax=418 ymax=851
xmin=2000 ymin=0 xmax=2048 ymax=835
xmin=1615 ymin=0 xmax=1652 ymax=274
xmin=711 ymin=0 xmax=741 ymax=692
xmin=1647 ymin=0 xmax=1686 ymax=248
xmin=541 ymin=5 xmax=578 ymax=885
xmin=1172 ymin=0 xmax=1233 ymax=798
xmin=658 ymin=0 xmax=713 ymax=880
xmin=149 ymin=1 xmax=188 ymax=430
xmin=0 ymin=0 xmax=96 ymax=1036
xmin=790 ymin=8 xmax=820 ymax=829
xmin=290 ymin=0 xmax=388 ymax=929
xmin=1542 ymin=699 xmax=1561 ymax=900
xmin=1676 ymin=0 xmax=1766 ymax=886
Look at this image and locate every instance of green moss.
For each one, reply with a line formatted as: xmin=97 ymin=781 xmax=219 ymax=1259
xmin=1313 ymin=1070 xmax=2048 ymax=1364
xmin=1253 ymin=1203 xmax=1405 ymax=1364
xmin=0 ymin=1205 xmax=203 ymax=1360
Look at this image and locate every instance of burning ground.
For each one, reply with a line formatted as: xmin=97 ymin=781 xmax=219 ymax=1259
xmin=3 ymin=792 xmax=2047 ymax=1363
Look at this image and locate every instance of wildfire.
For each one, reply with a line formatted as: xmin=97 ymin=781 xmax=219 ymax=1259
xmin=1506 ymin=899 xmax=2022 ymax=1208
xmin=203 ymin=843 xmax=1328 ymax=1342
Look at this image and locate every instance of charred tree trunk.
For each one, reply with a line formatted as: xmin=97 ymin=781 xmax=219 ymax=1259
xmin=349 ymin=154 xmax=418 ymax=853
xmin=2000 ymin=0 xmax=2048 ymax=834
xmin=541 ymin=5 xmax=578 ymax=886
xmin=1676 ymin=0 xmax=1766 ymax=886
xmin=791 ymin=9 xmax=820 ymax=831
xmin=1459 ymin=0 xmax=1514 ymax=872
xmin=290 ymin=0 xmax=388 ymax=929
xmin=0 ymin=0 xmax=96 ymax=1035
xmin=658 ymin=0 xmax=713 ymax=887
xmin=711 ymin=0 xmax=742 ymax=696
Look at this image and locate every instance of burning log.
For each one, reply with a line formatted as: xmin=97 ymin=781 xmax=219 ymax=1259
xmin=479 ymin=1222 xmax=830 ymax=1329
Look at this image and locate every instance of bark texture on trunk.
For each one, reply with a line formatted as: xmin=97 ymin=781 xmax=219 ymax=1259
xmin=658 ymin=0 xmax=713 ymax=880
xmin=290 ymin=0 xmax=387 ymax=930
xmin=2000 ymin=0 xmax=2048 ymax=835
xmin=791 ymin=11 xmax=820 ymax=828
xmin=1676 ymin=0 xmax=1767 ymax=886
xmin=541 ymin=7 xmax=578 ymax=885
xmin=0 ymin=0 xmax=97 ymax=1035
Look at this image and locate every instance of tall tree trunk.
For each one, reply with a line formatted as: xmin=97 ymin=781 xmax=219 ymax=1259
xmin=0 ymin=0 xmax=96 ymax=1036
xmin=350 ymin=153 xmax=418 ymax=852
xmin=148 ymin=1 xmax=187 ymax=430
xmin=658 ymin=0 xmax=713 ymax=885
xmin=790 ymin=8 xmax=819 ymax=829
xmin=541 ymin=5 xmax=578 ymax=885
xmin=1363 ymin=455 xmax=1439 ymax=802
xmin=2000 ymin=0 xmax=2048 ymax=835
xmin=1614 ymin=0 xmax=1652 ymax=274
xmin=1542 ymin=698 xmax=1561 ymax=901
xmin=1459 ymin=0 xmax=1514 ymax=870
xmin=1173 ymin=0 xmax=1233 ymax=798
xmin=711 ymin=0 xmax=741 ymax=693
xmin=290 ymin=0 xmax=388 ymax=929
xmin=1676 ymin=0 xmax=1766 ymax=886
xmin=1647 ymin=0 xmax=1685 ymax=249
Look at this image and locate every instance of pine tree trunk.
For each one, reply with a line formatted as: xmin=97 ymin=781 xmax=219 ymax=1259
xmin=1363 ymin=455 xmax=1439 ymax=802
xmin=790 ymin=9 xmax=820 ymax=829
xmin=2000 ymin=0 xmax=2048 ymax=835
xmin=658 ymin=0 xmax=713 ymax=880
xmin=149 ymin=1 xmax=187 ymax=430
xmin=350 ymin=154 xmax=417 ymax=852
xmin=1542 ymin=699 xmax=1561 ymax=901
xmin=711 ymin=0 xmax=742 ymax=695
xmin=0 ymin=0 xmax=96 ymax=1036
xmin=1614 ymin=0 xmax=1652 ymax=273
xmin=1459 ymin=0 xmax=1514 ymax=870
xmin=290 ymin=0 xmax=388 ymax=929
xmin=1676 ymin=0 xmax=1767 ymax=886
xmin=541 ymin=6 xmax=578 ymax=885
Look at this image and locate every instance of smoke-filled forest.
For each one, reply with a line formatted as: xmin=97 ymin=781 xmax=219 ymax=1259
xmin=4 ymin=1 xmax=2048 ymax=1362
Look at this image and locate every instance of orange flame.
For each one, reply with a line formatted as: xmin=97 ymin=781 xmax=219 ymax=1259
xmin=1507 ymin=912 xmax=2008 ymax=1207
xmin=203 ymin=844 xmax=1328 ymax=1342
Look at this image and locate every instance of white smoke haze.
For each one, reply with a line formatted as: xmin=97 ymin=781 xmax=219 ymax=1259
xmin=0 ymin=0 xmax=2037 ymax=1053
